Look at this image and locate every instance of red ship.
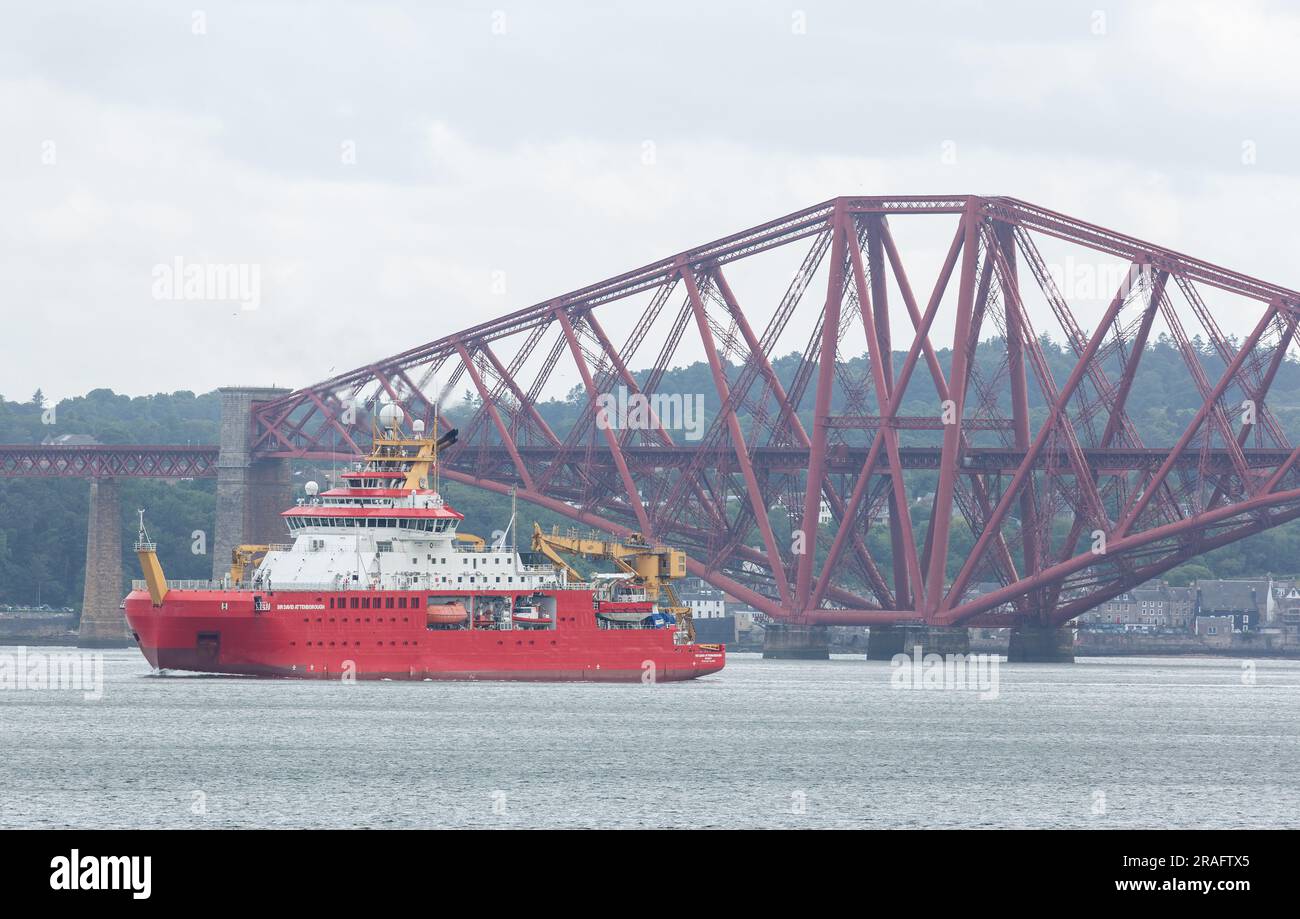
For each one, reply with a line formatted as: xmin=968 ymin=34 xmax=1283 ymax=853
xmin=123 ymin=409 xmax=725 ymax=682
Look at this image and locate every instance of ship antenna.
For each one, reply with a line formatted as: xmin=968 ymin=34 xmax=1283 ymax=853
xmin=134 ymin=508 xmax=154 ymax=550
xmin=509 ymin=485 xmax=517 ymax=551
xmin=432 ymin=401 xmax=440 ymax=494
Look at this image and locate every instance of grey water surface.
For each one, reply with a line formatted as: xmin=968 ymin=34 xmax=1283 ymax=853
xmin=2 ymin=647 xmax=1296 ymax=828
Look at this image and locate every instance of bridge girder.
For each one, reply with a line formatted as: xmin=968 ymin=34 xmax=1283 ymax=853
xmin=13 ymin=195 xmax=1300 ymax=628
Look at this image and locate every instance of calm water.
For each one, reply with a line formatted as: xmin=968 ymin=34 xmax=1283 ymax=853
xmin=2 ymin=646 xmax=1297 ymax=828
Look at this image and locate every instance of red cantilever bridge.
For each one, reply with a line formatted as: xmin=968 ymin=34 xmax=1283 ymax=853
xmin=6 ymin=195 xmax=1300 ymax=655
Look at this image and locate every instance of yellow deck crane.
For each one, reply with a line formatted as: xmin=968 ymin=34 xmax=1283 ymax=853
xmin=230 ymin=544 xmax=271 ymax=584
xmin=530 ymin=523 xmax=695 ymax=639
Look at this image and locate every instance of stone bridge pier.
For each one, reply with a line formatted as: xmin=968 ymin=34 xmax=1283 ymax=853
xmin=866 ymin=624 xmax=971 ymax=661
xmin=1006 ymin=624 xmax=1075 ymax=663
xmin=212 ymin=387 xmax=291 ymax=582
xmin=78 ymin=477 xmax=130 ymax=647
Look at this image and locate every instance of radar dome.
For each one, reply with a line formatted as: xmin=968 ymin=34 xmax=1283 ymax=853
xmin=412 ymin=419 xmax=426 ymax=435
xmin=378 ymin=403 xmax=403 ymax=430
xmin=304 ymin=480 xmax=319 ymax=496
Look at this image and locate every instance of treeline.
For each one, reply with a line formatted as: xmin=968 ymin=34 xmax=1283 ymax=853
xmin=0 ymin=389 xmax=583 ymax=608
xmin=3 ymin=334 xmax=1299 ymax=608
xmin=0 ymin=390 xmax=222 ymax=608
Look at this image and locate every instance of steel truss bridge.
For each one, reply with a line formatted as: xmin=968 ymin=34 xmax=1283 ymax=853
xmin=6 ymin=195 xmax=1300 ymax=630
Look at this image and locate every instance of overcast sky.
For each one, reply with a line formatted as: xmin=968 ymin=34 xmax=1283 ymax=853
xmin=3 ymin=0 xmax=1298 ymax=401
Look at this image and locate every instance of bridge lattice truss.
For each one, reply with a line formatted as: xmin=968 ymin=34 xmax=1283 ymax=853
xmin=248 ymin=196 xmax=1300 ymax=627
xmin=0 ymin=445 xmax=218 ymax=479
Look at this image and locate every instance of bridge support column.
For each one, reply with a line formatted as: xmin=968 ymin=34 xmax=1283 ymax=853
xmin=1007 ymin=625 xmax=1075 ymax=663
xmin=212 ymin=387 xmax=292 ymax=582
xmin=762 ymin=623 xmax=830 ymax=660
xmin=78 ymin=477 xmax=130 ymax=647
xmin=867 ymin=625 xmax=970 ymax=661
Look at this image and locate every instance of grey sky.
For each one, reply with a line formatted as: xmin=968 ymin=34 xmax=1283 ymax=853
xmin=3 ymin=0 xmax=1298 ymax=400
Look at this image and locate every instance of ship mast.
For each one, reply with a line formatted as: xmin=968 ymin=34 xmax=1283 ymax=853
xmin=432 ymin=402 xmax=440 ymax=495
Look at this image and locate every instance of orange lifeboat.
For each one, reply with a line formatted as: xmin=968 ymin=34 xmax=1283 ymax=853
xmin=426 ymin=602 xmax=468 ymax=626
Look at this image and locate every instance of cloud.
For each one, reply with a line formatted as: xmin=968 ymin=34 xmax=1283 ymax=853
xmin=0 ymin=2 xmax=1297 ymax=404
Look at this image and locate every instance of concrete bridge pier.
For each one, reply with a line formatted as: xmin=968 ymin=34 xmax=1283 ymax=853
xmin=212 ymin=387 xmax=292 ymax=582
xmin=866 ymin=624 xmax=970 ymax=661
xmin=78 ymin=477 xmax=131 ymax=647
xmin=1007 ymin=624 xmax=1075 ymax=663
xmin=762 ymin=623 xmax=831 ymax=660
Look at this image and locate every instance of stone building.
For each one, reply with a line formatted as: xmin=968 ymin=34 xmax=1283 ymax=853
xmin=1081 ymin=580 xmax=1194 ymax=629
xmin=677 ymin=578 xmax=727 ymax=620
xmin=1195 ymin=579 xmax=1270 ymax=632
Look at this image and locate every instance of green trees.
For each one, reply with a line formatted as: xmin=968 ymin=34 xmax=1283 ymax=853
xmin=0 ymin=391 xmax=220 ymax=608
xmin=3 ymin=334 xmax=1300 ymax=609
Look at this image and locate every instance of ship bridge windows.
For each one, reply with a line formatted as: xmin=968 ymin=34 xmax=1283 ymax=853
xmin=289 ymin=515 xmax=456 ymax=533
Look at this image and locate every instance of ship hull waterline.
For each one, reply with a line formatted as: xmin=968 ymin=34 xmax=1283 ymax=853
xmin=123 ymin=589 xmax=725 ymax=683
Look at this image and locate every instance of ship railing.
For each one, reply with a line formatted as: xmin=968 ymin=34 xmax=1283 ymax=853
xmin=128 ymin=578 xmax=600 ymax=594
xmin=153 ymin=579 xmax=228 ymax=590
xmin=131 ymin=579 xmax=342 ymax=593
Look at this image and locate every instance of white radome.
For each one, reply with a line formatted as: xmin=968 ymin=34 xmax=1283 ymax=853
xmin=378 ymin=403 xmax=402 ymax=429
xmin=304 ymin=481 xmax=319 ymax=496
xmin=412 ymin=418 xmax=425 ymax=435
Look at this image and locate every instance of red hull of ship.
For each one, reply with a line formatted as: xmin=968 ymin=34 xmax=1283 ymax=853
xmin=123 ymin=588 xmax=725 ymax=683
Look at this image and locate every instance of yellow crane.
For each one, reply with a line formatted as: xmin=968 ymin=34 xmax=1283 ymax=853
xmin=230 ymin=544 xmax=270 ymax=584
xmin=530 ymin=523 xmax=694 ymax=639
